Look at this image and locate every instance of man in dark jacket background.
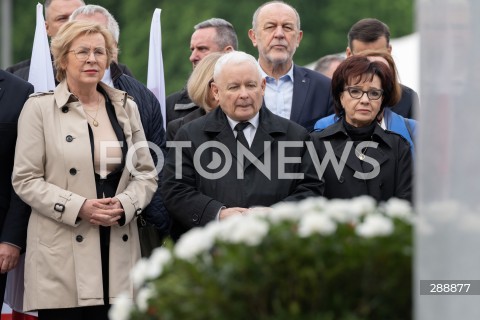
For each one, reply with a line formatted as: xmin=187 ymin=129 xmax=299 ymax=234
xmin=165 ymin=18 xmax=238 ymax=124
xmin=70 ymin=5 xmax=170 ymax=240
xmin=0 ymin=70 xmax=34 ymax=312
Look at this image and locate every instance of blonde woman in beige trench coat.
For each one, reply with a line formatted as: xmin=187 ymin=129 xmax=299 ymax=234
xmin=12 ymin=21 xmax=157 ymax=320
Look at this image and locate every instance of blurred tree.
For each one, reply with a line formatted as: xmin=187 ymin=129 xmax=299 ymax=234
xmin=7 ymin=0 xmax=413 ymax=95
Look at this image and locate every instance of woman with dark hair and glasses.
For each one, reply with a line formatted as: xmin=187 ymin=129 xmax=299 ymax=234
xmin=310 ymin=55 xmax=412 ymax=202
xmin=12 ymin=21 xmax=157 ymax=320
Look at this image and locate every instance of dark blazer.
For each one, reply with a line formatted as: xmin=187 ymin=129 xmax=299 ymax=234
xmin=390 ymin=84 xmax=419 ymax=119
xmin=289 ymin=65 xmax=334 ymax=131
xmin=0 ymin=70 xmax=34 ymax=303
xmin=165 ymin=88 xmax=198 ymax=124
xmin=162 ymin=106 xmax=324 ymax=240
xmin=310 ymin=121 xmax=412 ymax=202
xmin=109 ymin=62 xmax=170 ymax=237
xmin=166 ymin=107 xmax=206 ymax=141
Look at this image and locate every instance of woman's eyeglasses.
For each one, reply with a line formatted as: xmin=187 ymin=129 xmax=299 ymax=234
xmin=68 ymin=47 xmax=107 ymax=61
xmin=344 ymin=87 xmax=383 ymax=100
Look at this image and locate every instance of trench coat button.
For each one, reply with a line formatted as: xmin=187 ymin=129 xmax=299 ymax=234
xmin=69 ymin=168 xmax=77 ymax=175
xmin=66 ymin=135 xmax=74 ymax=142
xmin=61 ymin=106 xmax=69 ymax=113
xmin=192 ymin=214 xmax=199 ymax=222
xmin=122 ymin=234 xmax=128 ymax=242
xmin=76 ymin=235 xmax=83 ymax=242
xmin=339 ymin=176 xmax=345 ymax=183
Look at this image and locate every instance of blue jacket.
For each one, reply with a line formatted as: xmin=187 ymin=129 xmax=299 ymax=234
xmin=313 ymin=108 xmax=416 ymax=157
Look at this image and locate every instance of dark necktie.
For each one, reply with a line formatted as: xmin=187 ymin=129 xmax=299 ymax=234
xmin=234 ymin=122 xmax=250 ymax=149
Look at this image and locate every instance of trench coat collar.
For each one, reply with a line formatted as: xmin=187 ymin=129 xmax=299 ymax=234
xmin=54 ymin=80 xmax=129 ymax=109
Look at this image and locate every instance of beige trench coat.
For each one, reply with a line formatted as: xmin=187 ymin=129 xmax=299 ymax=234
xmin=12 ymin=81 xmax=158 ymax=311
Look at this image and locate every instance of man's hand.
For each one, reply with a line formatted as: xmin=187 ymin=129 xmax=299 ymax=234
xmin=219 ymin=207 xmax=248 ymax=220
xmin=0 ymin=243 xmax=20 ymax=273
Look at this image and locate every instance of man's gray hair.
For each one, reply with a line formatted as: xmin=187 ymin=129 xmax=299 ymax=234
xmin=213 ymin=51 xmax=262 ymax=81
xmin=69 ymin=4 xmax=120 ymax=43
xmin=314 ymin=54 xmax=345 ymax=73
xmin=252 ymin=1 xmax=301 ymax=31
xmin=44 ymin=0 xmax=86 ymax=19
xmin=194 ymin=18 xmax=238 ymax=51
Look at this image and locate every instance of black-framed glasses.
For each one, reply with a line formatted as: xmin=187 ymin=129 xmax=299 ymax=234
xmin=68 ymin=47 xmax=107 ymax=61
xmin=344 ymin=86 xmax=383 ymax=100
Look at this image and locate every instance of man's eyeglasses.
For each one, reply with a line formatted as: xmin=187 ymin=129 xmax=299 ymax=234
xmin=344 ymin=87 xmax=383 ymax=100
xmin=68 ymin=47 xmax=107 ymax=61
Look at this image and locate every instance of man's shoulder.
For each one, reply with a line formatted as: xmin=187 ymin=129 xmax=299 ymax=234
xmin=166 ymin=88 xmax=191 ymax=106
xmin=5 ymin=59 xmax=31 ymax=74
xmin=294 ymin=64 xmax=330 ymax=82
xmin=0 ymin=69 xmax=31 ymax=87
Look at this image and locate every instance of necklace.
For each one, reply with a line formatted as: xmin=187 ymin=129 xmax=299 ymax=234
xmin=354 ymin=141 xmax=372 ymax=160
xmin=83 ymin=94 xmax=101 ymax=127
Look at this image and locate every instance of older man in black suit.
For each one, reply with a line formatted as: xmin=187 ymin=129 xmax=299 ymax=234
xmin=161 ymin=52 xmax=323 ymax=240
xmin=0 ymin=70 xmax=33 ymax=310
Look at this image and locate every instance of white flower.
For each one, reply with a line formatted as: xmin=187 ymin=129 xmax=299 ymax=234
xmin=383 ymin=198 xmax=413 ymax=221
xmin=349 ymin=196 xmax=376 ymax=218
xmin=217 ymin=215 xmax=269 ymax=246
xmin=356 ymin=214 xmax=394 ymax=238
xmin=131 ymin=258 xmax=150 ymax=289
xmin=136 ymin=284 xmax=156 ymax=312
xmin=298 ymin=212 xmax=337 ymax=237
xmin=297 ymin=197 xmax=327 ymax=213
xmin=268 ymin=201 xmax=302 ymax=223
xmin=109 ymin=292 xmax=133 ymax=320
xmin=174 ymin=227 xmax=216 ymax=261
xmin=323 ymin=199 xmax=354 ymax=223
xmin=145 ymin=247 xmax=172 ymax=280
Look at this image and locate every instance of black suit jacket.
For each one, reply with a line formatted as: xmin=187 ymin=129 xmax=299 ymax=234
xmin=288 ymin=65 xmax=334 ymax=131
xmin=391 ymin=84 xmax=419 ymax=119
xmin=0 ymin=70 xmax=34 ymax=303
xmin=162 ymin=106 xmax=324 ymax=240
xmin=166 ymin=107 xmax=206 ymax=141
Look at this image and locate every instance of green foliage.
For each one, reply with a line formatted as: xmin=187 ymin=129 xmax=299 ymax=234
xmin=4 ymin=0 xmax=414 ymax=95
xmin=120 ymin=197 xmax=413 ymax=320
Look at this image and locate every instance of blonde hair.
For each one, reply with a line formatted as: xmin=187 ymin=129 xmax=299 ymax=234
xmin=51 ymin=20 xmax=117 ymax=82
xmin=187 ymin=52 xmax=223 ymax=111
xmin=356 ymin=49 xmax=402 ymax=106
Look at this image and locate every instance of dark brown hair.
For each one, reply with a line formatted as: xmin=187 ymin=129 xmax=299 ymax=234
xmin=331 ymin=55 xmax=395 ymax=116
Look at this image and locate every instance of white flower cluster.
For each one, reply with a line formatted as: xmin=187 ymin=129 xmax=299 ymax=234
xmin=110 ymin=196 xmax=413 ymax=320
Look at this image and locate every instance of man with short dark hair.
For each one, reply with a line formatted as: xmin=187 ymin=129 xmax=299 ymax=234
xmin=346 ymin=18 xmax=419 ymax=119
xmin=6 ymin=0 xmax=85 ymax=79
xmin=248 ymin=1 xmax=333 ymax=131
xmin=165 ymin=18 xmax=238 ymax=124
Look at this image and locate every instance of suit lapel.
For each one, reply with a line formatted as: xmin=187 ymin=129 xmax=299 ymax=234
xmin=290 ymin=65 xmax=309 ymax=124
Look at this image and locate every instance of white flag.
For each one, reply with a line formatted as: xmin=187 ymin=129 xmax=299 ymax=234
xmin=28 ymin=3 xmax=55 ymax=92
xmin=147 ymin=8 xmax=167 ymax=129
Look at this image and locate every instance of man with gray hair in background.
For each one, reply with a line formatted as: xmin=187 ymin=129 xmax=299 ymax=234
xmin=313 ymin=54 xmax=345 ymax=78
xmin=165 ymin=17 xmax=238 ymax=124
xmin=70 ymin=5 xmax=170 ymax=245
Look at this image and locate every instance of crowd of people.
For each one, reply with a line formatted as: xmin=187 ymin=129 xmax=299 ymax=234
xmin=0 ymin=0 xmax=417 ymax=319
